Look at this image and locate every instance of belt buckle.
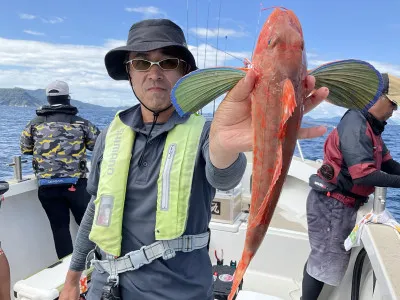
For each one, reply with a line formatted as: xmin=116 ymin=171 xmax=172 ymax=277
xmin=128 ymin=246 xmax=150 ymax=270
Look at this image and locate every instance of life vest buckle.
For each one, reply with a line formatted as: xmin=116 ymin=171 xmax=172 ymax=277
xmin=127 ymin=246 xmax=151 ymax=270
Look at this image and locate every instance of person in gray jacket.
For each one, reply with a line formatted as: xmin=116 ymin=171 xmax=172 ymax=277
xmin=60 ymin=19 xmax=329 ymax=300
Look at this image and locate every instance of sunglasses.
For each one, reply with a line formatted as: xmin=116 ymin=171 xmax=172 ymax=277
xmin=125 ymin=58 xmax=187 ymax=72
xmin=386 ymin=97 xmax=398 ymax=108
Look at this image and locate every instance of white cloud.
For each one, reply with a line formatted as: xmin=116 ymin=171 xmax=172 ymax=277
xmin=190 ymin=28 xmax=248 ymax=38
xmin=23 ymin=30 xmax=45 ymax=36
xmin=19 ymin=13 xmax=37 ymax=20
xmin=19 ymin=13 xmax=64 ymax=24
xmin=1 ymin=35 xmax=398 ymax=119
xmin=125 ymin=6 xmax=166 ymax=18
xmin=0 ymin=37 xmax=246 ymax=107
xmin=41 ymin=17 xmax=65 ymax=24
xmin=104 ymin=39 xmax=125 ymax=49
xmin=369 ymin=60 xmax=400 ymax=77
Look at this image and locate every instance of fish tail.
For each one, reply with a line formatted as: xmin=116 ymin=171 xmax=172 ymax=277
xmin=228 ymin=250 xmax=253 ymax=300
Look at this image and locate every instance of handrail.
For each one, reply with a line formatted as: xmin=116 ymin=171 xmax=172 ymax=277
xmin=296 ymin=140 xmax=305 ymax=162
xmin=7 ymin=156 xmax=27 ymax=182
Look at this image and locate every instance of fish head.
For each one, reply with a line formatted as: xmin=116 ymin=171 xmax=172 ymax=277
xmin=254 ymin=8 xmax=307 ymax=82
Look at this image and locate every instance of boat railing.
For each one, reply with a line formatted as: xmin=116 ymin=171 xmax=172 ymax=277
xmin=7 ymin=155 xmax=27 ymax=182
xmin=296 ymin=140 xmax=305 ymax=161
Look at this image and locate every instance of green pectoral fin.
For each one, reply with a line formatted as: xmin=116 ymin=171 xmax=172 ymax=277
xmin=171 ymin=67 xmax=246 ymax=116
xmin=309 ymin=59 xmax=383 ymax=111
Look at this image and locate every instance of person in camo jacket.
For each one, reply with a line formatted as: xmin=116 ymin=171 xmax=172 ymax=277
xmin=20 ymin=80 xmax=100 ymax=259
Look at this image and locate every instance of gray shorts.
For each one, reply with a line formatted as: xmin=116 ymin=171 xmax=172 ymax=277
xmin=306 ymin=189 xmax=357 ymax=286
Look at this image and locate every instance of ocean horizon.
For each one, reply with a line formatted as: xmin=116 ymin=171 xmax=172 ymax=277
xmin=1 ymin=105 xmax=399 ymax=221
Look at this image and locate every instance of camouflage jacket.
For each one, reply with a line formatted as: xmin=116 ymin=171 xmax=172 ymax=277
xmin=20 ymin=105 xmax=100 ymax=179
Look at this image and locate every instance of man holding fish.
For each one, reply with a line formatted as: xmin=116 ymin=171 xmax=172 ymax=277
xmin=60 ymin=17 xmax=328 ymax=300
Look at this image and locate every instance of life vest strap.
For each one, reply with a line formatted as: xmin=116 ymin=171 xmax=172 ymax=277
xmin=91 ymin=231 xmax=210 ymax=279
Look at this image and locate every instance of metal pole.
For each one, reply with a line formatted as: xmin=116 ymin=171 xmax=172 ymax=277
xmin=296 ymin=140 xmax=305 ymax=162
xmin=7 ymin=155 xmax=27 ymax=182
xmin=373 ymin=187 xmax=387 ymax=214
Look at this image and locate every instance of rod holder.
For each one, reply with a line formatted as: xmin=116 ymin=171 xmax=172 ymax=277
xmin=373 ymin=187 xmax=387 ymax=215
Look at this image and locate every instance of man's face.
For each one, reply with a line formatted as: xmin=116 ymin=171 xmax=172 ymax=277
xmin=381 ymin=95 xmax=398 ymax=121
xmin=126 ymin=49 xmax=187 ymax=112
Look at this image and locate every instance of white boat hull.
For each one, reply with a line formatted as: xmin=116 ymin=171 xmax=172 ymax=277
xmin=2 ymin=155 xmax=400 ymax=299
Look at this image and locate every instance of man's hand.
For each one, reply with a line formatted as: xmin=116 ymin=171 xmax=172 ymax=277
xmin=59 ymin=270 xmax=82 ymax=300
xmin=209 ymin=70 xmax=329 ymax=169
xmin=299 ymin=75 xmax=329 ymax=139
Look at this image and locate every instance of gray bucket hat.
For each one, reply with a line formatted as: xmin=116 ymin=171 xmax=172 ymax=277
xmin=105 ymin=19 xmax=197 ymax=80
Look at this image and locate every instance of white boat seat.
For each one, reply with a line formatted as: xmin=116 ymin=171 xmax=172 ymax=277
xmin=236 ymin=290 xmax=283 ymax=300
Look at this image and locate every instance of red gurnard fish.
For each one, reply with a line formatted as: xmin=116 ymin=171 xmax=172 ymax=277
xmin=228 ymin=7 xmax=307 ymax=299
xmin=170 ymin=6 xmax=309 ymax=300
xmin=171 ymin=10 xmax=384 ymax=298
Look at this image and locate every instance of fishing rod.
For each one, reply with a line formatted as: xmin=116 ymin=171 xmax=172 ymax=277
xmin=213 ymin=0 xmax=222 ymax=117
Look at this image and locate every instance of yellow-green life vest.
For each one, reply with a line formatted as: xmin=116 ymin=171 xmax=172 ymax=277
xmin=89 ymin=112 xmax=206 ymax=257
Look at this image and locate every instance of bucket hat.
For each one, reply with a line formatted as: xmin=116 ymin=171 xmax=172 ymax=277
xmin=105 ymin=19 xmax=197 ymax=80
xmin=382 ymin=73 xmax=400 ymax=105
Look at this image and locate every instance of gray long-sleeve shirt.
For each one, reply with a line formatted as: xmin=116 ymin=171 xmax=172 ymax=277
xmin=70 ymin=105 xmax=246 ymax=300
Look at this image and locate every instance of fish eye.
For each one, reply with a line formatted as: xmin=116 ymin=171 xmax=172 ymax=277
xmin=268 ymin=36 xmax=279 ymax=48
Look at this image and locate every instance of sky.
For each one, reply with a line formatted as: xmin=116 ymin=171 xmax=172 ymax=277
xmin=0 ymin=0 xmax=399 ymax=120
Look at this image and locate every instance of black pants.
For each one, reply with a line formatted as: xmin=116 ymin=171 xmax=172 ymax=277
xmin=301 ymin=262 xmax=324 ymax=300
xmin=38 ymin=178 xmax=91 ymax=259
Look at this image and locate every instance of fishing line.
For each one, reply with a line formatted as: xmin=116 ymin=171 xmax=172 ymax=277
xmin=261 ymin=6 xmax=288 ymax=12
xmin=200 ymin=0 xmax=211 ymax=114
xmin=250 ymin=4 xmax=288 ymax=60
xmin=196 ymin=0 xmax=199 ymax=64
xmin=204 ymin=0 xmax=211 ymax=69
xmin=188 ymin=32 xmax=245 ymax=64
xmin=186 ymin=0 xmax=189 ymax=45
xmin=223 ymin=36 xmax=228 ymax=66
xmin=251 ymin=3 xmax=263 ymax=61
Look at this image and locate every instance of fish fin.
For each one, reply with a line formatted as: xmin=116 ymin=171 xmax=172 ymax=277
xmin=278 ymin=79 xmax=297 ymax=139
xmin=171 ymin=67 xmax=246 ymax=116
xmin=309 ymin=59 xmax=383 ymax=112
